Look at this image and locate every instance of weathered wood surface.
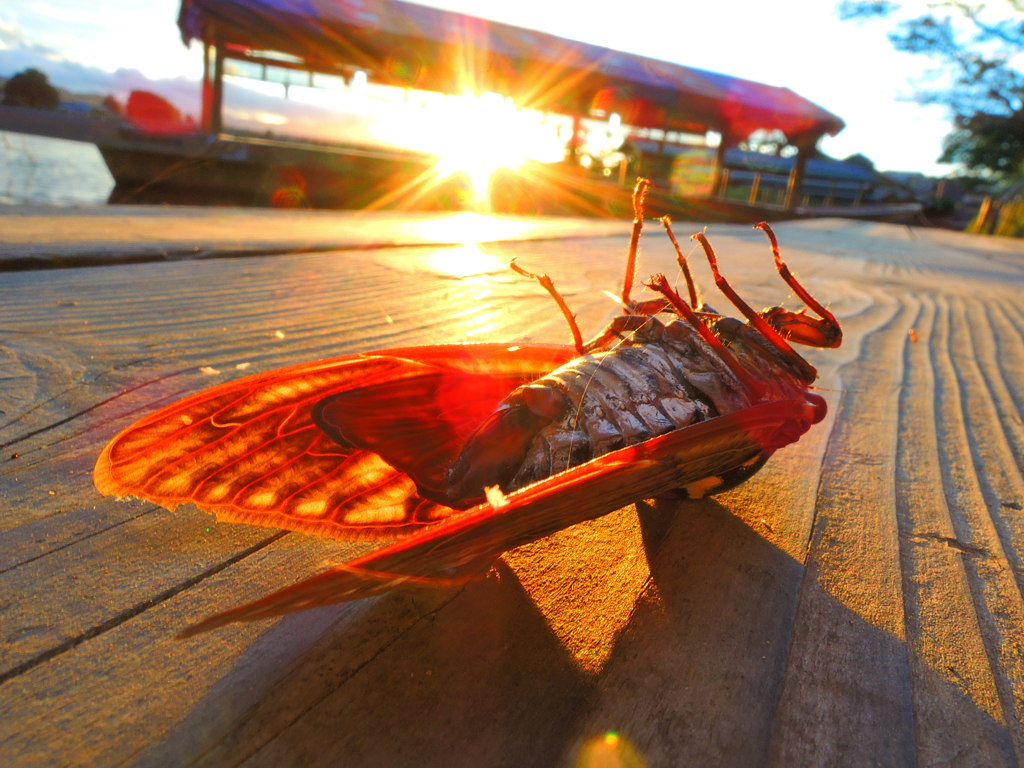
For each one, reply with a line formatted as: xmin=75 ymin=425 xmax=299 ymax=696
xmin=1 ymin=209 xmax=1023 ymax=767
xmin=0 ymin=205 xmax=626 ymax=267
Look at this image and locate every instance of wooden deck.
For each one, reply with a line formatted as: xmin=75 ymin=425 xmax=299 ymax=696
xmin=1 ymin=208 xmax=1023 ymax=767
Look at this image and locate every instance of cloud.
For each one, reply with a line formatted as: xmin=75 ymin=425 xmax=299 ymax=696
xmin=0 ymin=19 xmax=35 ymax=50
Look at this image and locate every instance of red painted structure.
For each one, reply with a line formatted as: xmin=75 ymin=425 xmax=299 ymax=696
xmin=178 ymin=0 xmax=845 ymax=207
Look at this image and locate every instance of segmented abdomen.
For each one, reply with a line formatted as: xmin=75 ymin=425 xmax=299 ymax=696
xmin=510 ymin=318 xmax=752 ymax=490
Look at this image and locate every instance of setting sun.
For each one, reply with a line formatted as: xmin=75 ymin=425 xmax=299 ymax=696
xmin=372 ymin=90 xmax=566 ymax=205
xmin=425 ymin=93 xmax=545 ymax=200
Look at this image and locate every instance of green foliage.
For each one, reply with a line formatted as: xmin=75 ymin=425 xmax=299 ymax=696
xmin=838 ymin=1 xmax=1024 ymax=177
xmin=2 ymin=68 xmax=60 ymax=110
xmin=940 ymin=110 xmax=1024 ymax=173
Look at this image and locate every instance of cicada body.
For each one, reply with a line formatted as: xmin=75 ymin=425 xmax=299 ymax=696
xmin=94 ymin=179 xmax=840 ymax=635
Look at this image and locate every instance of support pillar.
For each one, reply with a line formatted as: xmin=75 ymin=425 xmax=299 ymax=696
xmin=211 ymin=43 xmax=224 ymax=134
xmin=565 ymin=113 xmax=583 ymax=164
xmin=784 ymin=136 xmax=818 ymax=211
xmin=201 ymin=40 xmax=225 ymax=135
xmin=710 ymin=132 xmax=732 ymax=198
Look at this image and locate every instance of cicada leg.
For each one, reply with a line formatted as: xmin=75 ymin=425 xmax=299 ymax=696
xmin=755 ymin=222 xmax=842 ymax=349
xmin=513 ymin=177 xmax=667 ymax=356
xmin=645 ymin=274 xmax=768 ymax=399
xmin=659 ymin=216 xmax=701 ymax=309
xmin=691 ymin=232 xmax=818 ymax=383
xmin=620 ymin=177 xmax=653 ymax=308
xmin=509 ymin=264 xmax=663 ymax=356
xmin=617 ymin=183 xmax=699 ymax=320
xmin=509 ymin=260 xmax=585 ymax=355
xmin=582 ymin=313 xmax=660 ymax=353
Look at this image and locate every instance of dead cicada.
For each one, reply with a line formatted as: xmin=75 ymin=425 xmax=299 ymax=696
xmin=95 ymin=178 xmax=841 ymax=635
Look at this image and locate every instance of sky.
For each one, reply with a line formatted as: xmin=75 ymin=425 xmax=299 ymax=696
xmin=0 ymin=0 xmax=963 ymax=176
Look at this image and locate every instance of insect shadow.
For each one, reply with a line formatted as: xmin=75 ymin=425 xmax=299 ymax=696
xmin=136 ymin=501 xmax=1014 ymax=767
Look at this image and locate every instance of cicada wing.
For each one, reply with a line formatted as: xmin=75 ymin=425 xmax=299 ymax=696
xmin=95 ymin=343 xmax=573 ymax=540
xmin=179 ymin=398 xmax=819 ymax=634
xmin=313 ymin=369 xmax=531 ymax=504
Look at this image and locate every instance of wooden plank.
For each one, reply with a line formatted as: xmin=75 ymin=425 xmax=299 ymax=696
xmin=1 ymin=215 xmax=1023 ymax=767
xmin=767 ymin=236 xmax=1024 ymax=766
xmin=896 ymin=294 xmax=1016 ymax=766
xmin=0 ymin=207 xmax=628 ymax=267
xmin=769 ymin=290 xmax=917 ymax=766
xmin=0 ymin=228 xmax=674 ymax=767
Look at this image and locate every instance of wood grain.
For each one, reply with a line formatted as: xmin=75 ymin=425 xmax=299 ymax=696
xmin=1 ymin=211 xmax=1022 ymax=767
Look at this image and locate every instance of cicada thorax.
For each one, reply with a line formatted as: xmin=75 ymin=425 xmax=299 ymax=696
xmin=445 ymin=310 xmax=811 ymax=505
xmin=708 ymin=314 xmax=817 ymax=401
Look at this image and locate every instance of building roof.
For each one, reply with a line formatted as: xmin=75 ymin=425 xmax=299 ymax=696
xmin=178 ymin=0 xmax=845 ymax=142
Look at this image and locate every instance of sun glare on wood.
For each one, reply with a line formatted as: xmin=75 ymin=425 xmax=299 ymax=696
xmin=411 ymin=211 xmax=537 ymax=245
xmin=425 ymin=242 xmax=507 ymax=278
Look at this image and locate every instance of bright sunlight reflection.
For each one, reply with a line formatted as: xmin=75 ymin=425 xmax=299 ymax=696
xmin=425 ymin=243 xmax=507 ymax=278
xmin=410 ymin=211 xmax=536 ymax=244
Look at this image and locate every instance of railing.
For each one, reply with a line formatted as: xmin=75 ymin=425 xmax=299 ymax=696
xmin=716 ymin=168 xmax=871 ymax=208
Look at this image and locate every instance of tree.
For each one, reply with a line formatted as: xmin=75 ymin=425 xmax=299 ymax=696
xmin=941 ymin=109 xmax=1024 ymax=171
xmin=838 ymin=0 xmax=1024 ymax=176
xmin=2 ymin=68 xmax=60 ymax=110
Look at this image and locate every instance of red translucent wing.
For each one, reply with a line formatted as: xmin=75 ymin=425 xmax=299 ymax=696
xmin=314 ymin=369 xmax=535 ymax=503
xmin=180 ymin=397 xmax=819 ymax=634
xmin=95 ymin=343 xmax=572 ymax=540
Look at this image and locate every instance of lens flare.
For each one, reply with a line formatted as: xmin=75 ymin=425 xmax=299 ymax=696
xmin=573 ymin=731 xmax=647 ymax=768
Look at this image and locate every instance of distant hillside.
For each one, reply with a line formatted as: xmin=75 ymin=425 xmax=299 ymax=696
xmin=0 ymin=75 xmax=109 ymax=108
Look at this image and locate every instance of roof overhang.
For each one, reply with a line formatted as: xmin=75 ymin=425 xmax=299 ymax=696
xmin=179 ymin=0 xmax=845 ymax=142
